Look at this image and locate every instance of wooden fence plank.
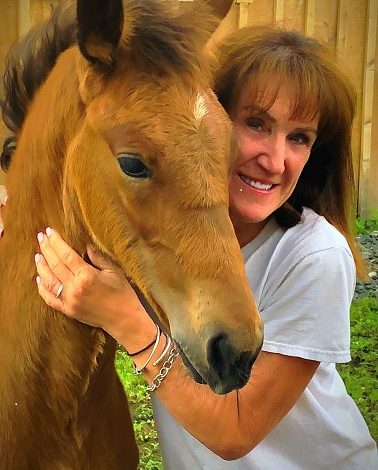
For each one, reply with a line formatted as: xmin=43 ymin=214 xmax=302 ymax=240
xmin=236 ymin=0 xmax=250 ymax=29
xmin=274 ymin=0 xmax=285 ymax=24
xmin=359 ymin=0 xmax=377 ymax=215
xmin=18 ymin=0 xmax=30 ymax=38
xmin=304 ymin=0 xmax=315 ymax=36
xmin=336 ymin=0 xmax=348 ymax=60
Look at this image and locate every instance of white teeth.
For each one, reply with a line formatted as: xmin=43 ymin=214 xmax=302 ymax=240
xmin=240 ymin=175 xmax=273 ymax=190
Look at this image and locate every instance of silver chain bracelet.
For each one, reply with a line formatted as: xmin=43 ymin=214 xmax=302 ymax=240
xmin=146 ymin=345 xmax=179 ymax=392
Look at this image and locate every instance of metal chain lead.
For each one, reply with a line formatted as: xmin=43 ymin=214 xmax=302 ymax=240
xmin=147 ymin=346 xmax=179 ymax=392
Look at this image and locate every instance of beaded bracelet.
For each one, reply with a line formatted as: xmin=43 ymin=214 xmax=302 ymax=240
xmin=126 ymin=337 xmax=157 ymax=357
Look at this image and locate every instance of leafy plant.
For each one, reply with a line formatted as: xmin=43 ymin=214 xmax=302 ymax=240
xmin=338 ymin=295 xmax=378 ymax=442
xmin=115 ymin=350 xmax=163 ymax=469
xmin=355 ymin=211 xmax=378 ymax=235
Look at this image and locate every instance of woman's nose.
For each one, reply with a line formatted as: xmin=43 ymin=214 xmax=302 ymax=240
xmin=257 ymin=134 xmax=286 ymax=175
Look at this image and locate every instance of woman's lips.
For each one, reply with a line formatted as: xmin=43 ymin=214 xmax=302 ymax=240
xmin=238 ymin=173 xmax=278 ymax=192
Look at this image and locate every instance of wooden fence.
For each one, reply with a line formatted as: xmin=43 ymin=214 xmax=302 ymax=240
xmin=0 ymin=0 xmax=377 ymax=214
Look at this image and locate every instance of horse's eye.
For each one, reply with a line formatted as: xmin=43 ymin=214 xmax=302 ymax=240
xmin=117 ymin=154 xmax=152 ymax=179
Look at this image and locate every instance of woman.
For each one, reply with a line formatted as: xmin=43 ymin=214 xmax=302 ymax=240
xmin=2 ymin=26 xmax=377 ymax=468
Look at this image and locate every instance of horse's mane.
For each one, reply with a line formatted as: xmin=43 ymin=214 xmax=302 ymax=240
xmin=0 ymin=0 xmax=217 ymax=171
xmin=0 ymin=1 xmax=77 ymax=170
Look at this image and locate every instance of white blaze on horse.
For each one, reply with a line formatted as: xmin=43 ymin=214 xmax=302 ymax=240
xmin=0 ymin=0 xmax=262 ymax=468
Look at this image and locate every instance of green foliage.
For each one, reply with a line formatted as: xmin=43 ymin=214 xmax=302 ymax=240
xmin=115 ymin=350 xmax=163 ymax=469
xmin=355 ymin=211 xmax=378 ymax=235
xmin=116 ymin=296 xmax=378 ymax=467
xmin=338 ymin=295 xmax=378 ymax=442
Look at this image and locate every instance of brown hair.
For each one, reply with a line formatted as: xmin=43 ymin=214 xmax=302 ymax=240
xmin=214 ymin=25 xmax=366 ymax=278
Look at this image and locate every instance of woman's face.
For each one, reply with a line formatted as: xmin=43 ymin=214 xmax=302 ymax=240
xmin=229 ymin=83 xmax=319 ymax=244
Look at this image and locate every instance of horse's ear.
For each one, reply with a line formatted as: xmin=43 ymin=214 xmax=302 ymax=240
xmin=204 ymin=0 xmax=234 ymax=59
xmin=77 ymin=0 xmax=124 ymax=69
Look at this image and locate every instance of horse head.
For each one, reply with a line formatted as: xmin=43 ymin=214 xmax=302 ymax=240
xmin=2 ymin=0 xmax=262 ymax=397
xmin=66 ymin=0 xmax=263 ymax=394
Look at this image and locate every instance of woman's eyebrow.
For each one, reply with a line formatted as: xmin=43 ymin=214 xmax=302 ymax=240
xmin=242 ymin=105 xmax=276 ymax=123
xmin=242 ymin=105 xmax=318 ymax=134
xmin=294 ymin=127 xmax=318 ymax=135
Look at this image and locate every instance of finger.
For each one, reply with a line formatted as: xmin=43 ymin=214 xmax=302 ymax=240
xmin=45 ymin=227 xmax=89 ymax=274
xmin=36 ymin=275 xmax=66 ymax=313
xmin=37 ymin=231 xmax=74 ymax=283
xmin=35 ymin=252 xmax=65 ymax=297
xmin=0 ymin=185 xmax=7 ymax=205
xmin=0 ymin=186 xmax=7 ymax=238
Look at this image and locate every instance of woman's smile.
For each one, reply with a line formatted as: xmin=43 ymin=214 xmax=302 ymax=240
xmin=238 ymin=173 xmax=277 ymax=193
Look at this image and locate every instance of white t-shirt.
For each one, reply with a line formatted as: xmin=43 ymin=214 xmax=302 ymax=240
xmin=152 ymin=208 xmax=378 ymax=469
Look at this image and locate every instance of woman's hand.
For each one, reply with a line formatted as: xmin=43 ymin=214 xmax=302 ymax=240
xmin=0 ymin=185 xmax=8 ymax=237
xmin=35 ymin=227 xmax=157 ymax=351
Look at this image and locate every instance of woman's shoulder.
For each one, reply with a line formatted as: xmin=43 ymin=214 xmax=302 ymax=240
xmin=259 ymin=209 xmax=355 ymax=362
xmin=279 ymin=207 xmax=352 ymax=259
xmin=264 ymin=208 xmax=355 ymax=290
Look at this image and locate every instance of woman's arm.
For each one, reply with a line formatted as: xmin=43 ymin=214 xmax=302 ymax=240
xmin=138 ymin=348 xmax=318 ymax=459
xmin=36 ymin=228 xmax=319 ymax=460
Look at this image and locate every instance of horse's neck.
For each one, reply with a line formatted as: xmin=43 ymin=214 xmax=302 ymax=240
xmin=0 ymin=46 xmax=82 ymax=323
xmin=0 ymin=47 xmax=104 ymax=423
xmin=2 ymin=47 xmax=88 ymax=270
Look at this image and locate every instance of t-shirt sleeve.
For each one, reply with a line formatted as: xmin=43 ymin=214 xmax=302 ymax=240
xmin=259 ymin=246 xmax=356 ymax=363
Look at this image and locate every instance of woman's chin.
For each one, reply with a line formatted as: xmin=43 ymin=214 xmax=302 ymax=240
xmin=229 ymin=202 xmax=272 ymax=226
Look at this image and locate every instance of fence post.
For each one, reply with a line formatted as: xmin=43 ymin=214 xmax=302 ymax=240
xmin=359 ymin=0 xmax=378 ymax=216
xmin=18 ymin=0 xmax=30 ymax=38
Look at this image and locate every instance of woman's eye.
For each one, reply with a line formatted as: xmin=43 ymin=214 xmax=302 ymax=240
xmin=245 ymin=118 xmax=265 ymax=132
xmin=117 ymin=154 xmax=152 ymax=179
xmin=290 ymin=133 xmax=311 ymax=145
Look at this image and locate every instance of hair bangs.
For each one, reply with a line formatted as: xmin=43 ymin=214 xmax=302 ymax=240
xmin=237 ymin=50 xmax=323 ymax=124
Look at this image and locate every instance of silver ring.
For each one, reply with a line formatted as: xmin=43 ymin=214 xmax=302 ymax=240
xmin=56 ymin=283 xmax=64 ymax=299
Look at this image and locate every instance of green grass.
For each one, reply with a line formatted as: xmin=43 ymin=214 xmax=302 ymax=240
xmin=338 ymin=295 xmax=378 ymax=442
xmin=355 ymin=210 xmax=378 ymax=235
xmin=116 ymin=296 xmax=378 ymax=467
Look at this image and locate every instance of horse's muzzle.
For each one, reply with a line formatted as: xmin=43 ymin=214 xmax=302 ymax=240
xmin=177 ymin=332 xmax=263 ymax=395
xmin=206 ymin=332 xmax=262 ymax=394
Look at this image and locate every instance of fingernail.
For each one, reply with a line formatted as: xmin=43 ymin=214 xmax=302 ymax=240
xmin=0 ymin=227 xmax=3 ymax=238
xmin=35 ymin=253 xmax=41 ymax=263
xmin=36 ymin=276 xmax=41 ymax=285
xmin=46 ymin=227 xmax=53 ymax=238
xmin=37 ymin=232 xmax=44 ymax=243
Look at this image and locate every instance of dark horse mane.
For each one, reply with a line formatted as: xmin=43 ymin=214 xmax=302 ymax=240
xmin=1 ymin=0 xmax=217 ymax=171
xmin=1 ymin=1 xmax=77 ymax=169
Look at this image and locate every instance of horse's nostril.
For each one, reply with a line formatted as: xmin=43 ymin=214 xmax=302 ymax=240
xmin=207 ymin=333 xmax=261 ymax=393
xmin=207 ymin=332 xmax=233 ymax=380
